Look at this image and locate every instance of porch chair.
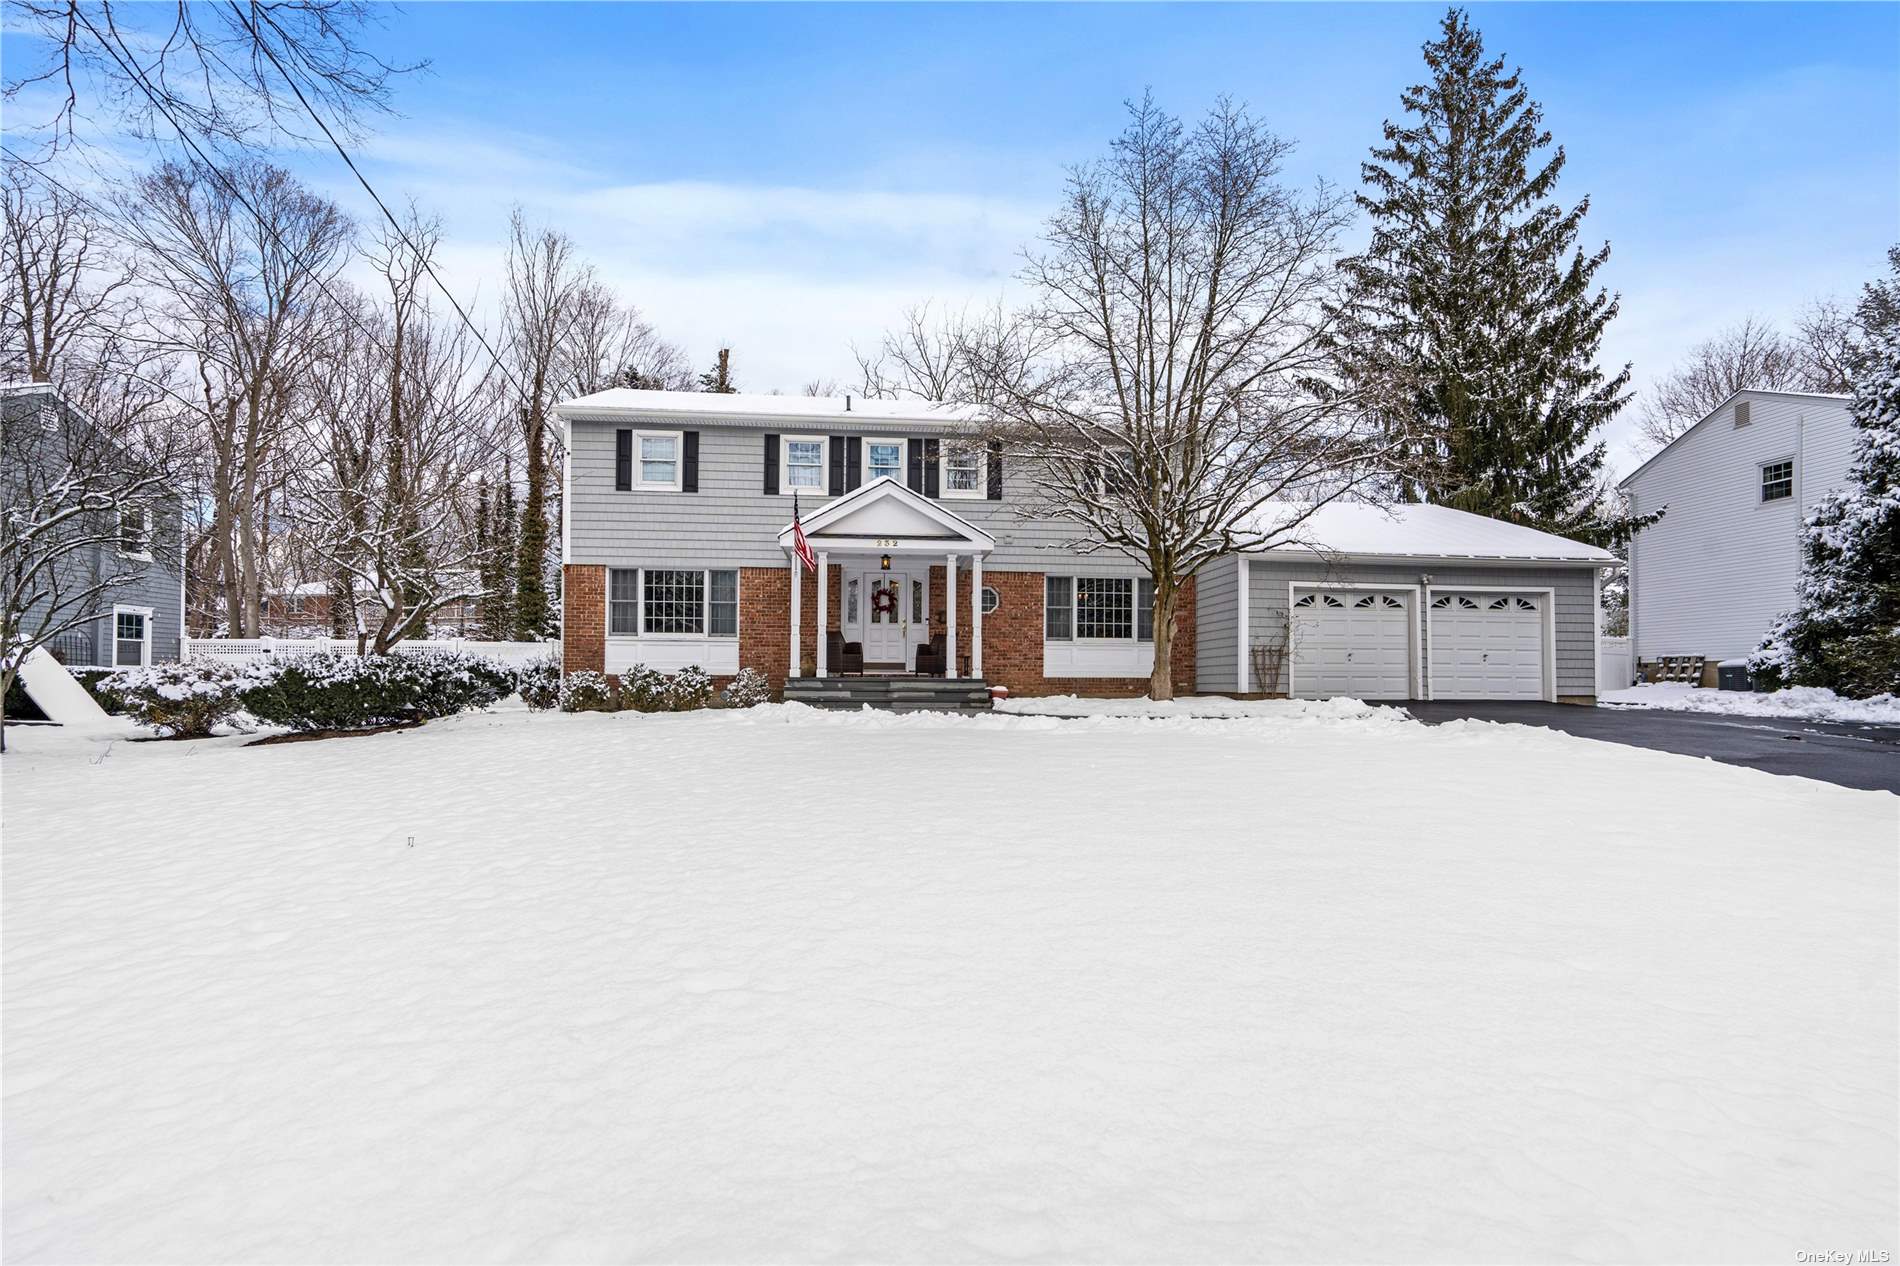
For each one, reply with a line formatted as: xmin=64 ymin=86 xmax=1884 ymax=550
xmin=827 ymin=630 xmax=865 ymax=676
xmin=915 ymin=632 xmax=947 ymax=677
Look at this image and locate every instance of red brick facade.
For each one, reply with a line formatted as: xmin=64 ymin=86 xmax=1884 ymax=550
xmin=565 ymin=561 xmax=1195 ymax=699
xmin=561 ymin=564 xmax=605 ymax=673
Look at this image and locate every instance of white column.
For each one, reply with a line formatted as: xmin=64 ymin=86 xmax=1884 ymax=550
xmin=816 ymin=552 xmax=830 ymax=678
xmin=1235 ymin=555 xmax=1250 ymax=694
xmin=788 ymin=553 xmax=802 ymax=678
xmin=944 ymin=552 xmax=958 ymax=679
xmin=970 ymin=552 xmax=984 ymax=679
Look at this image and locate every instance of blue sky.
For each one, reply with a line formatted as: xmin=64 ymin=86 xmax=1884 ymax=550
xmin=19 ymin=2 xmax=1900 ymax=472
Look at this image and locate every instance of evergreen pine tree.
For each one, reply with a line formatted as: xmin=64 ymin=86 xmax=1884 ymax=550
xmin=1752 ymin=315 xmax=1900 ymax=697
xmin=1335 ymin=7 xmax=1640 ymax=544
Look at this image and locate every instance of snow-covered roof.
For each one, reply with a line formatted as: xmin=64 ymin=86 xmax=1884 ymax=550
xmin=554 ymin=388 xmax=980 ymax=428
xmin=1243 ymin=501 xmax=1617 ymax=564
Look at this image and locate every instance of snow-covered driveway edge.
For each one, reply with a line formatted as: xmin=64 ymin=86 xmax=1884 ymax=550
xmin=1601 ymin=683 xmax=1900 ymax=725
xmin=992 ymin=693 xmax=1390 ymax=721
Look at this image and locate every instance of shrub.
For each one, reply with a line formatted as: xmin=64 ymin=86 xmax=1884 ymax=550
xmin=662 ymin=665 xmax=713 ymax=712
xmin=73 ymin=669 xmax=129 ymax=714
xmin=559 ymin=669 xmax=619 ymax=713
xmin=720 ymin=666 xmax=772 ymax=709
xmin=241 ymin=652 xmax=513 ymax=731
xmin=518 ymin=656 xmax=562 ymax=711
xmin=618 ymin=664 xmax=667 ymax=712
xmin=112 ymin=661 xmax=247 ymax=737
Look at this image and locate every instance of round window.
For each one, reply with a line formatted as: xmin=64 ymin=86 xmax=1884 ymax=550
xmin=981 ymin=585 xmax=1001 ymax=614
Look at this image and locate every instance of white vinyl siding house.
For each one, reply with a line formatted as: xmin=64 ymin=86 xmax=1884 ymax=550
xmin=1620 ymin=390 xmax=1854 ymax=666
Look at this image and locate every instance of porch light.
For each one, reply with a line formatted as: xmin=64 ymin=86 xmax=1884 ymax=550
xmin=880 ymin=554 xmax=892 ymax=571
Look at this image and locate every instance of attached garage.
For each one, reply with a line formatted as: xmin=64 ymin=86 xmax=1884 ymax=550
xmin=1428 ymin=592 xmax=1549 ymax=700
xmin=1289 ymin=589 xmax=1414 ymax=700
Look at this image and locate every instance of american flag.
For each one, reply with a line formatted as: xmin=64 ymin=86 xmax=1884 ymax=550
xmin=791 ymin=491 xmax=817 ymax=573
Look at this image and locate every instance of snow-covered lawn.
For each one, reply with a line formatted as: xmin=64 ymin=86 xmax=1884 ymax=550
xmin=1602 ymin=682 xmax=1900 ymax=724
xmin=4 ymin=705 xmax=1895 ymax=1263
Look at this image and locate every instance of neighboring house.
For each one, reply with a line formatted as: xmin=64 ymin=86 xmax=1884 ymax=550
xmin=556 ymin=389 xmax=1616 ymax=701
xmin=1619 ymin=389 xmax=1854 ymax=676
xmin=2 ymin=383 xmax=186 ymax=672
xmin=258 ymin=582 xmax=482 ymax=639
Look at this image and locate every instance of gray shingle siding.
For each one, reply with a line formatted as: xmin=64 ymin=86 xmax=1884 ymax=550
xmin=1193 ymin=555 xmax=1240 ymax=692
xmin=566 ymin=416 xmax=1150 ymax=576
xmin=1238 ymin=557 xmax=1598 ymax=697
xmin=4 ymin=388 xmax=185 ymax=667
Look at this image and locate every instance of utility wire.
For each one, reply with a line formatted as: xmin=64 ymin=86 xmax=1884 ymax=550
xmin=227 ymin=0 xmax=530 ymax=408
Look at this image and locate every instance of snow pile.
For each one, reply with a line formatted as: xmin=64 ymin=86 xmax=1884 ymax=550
xmin=3 ymin=708 xmax=1894 ymax=1263
xmin=1602 ymin=682 xmax=1900 ymax=724
xmin=995 ymin=692 xmax=1389 ymax=721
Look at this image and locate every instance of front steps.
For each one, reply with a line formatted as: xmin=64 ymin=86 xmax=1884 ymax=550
xmin=782 ymin=676 xmax=993 ymax=713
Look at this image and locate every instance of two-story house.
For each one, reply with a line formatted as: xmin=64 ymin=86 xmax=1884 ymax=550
xmin=2 ymin=382 xmax=187 ymax=672
xmin=1619 ymin=389 xmax=1854 ymax=680
xmin=556 ymin=389 xmax=1617 ymax=702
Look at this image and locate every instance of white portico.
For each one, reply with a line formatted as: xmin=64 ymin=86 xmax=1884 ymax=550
xmin=775 ymin=477 xmax=995 ymax=679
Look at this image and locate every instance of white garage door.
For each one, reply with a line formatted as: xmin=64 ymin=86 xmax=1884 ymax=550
xmin=1428 ymin=593 xmax=1546 ymax=700
xmin=1290 ymin=590 xmax=1411 ymax=699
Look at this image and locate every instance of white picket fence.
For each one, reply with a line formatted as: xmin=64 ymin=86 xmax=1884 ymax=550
xmin=1597 ymin=635 xmax=1633 ymax=691
xmin=184 ymin=636 xmax=556 ymax=667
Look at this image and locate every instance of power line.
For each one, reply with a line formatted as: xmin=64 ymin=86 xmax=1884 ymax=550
xmin=42 ymin=10 xmax=529 ymax=476
xmin=226 ymin=0 xmax=529 ymax=408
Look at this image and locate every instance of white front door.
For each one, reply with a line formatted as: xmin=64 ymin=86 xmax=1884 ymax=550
xmin=1290 ymin=590 xmax=1411 ymax=699
xmin=1428 ymin=593 xmax=1546 ymax=699
xmin=861 ymin=573 xmax=909 ymax=665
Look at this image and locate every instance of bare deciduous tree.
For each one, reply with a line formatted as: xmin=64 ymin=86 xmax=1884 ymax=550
xmin=1638 ymin=317 xmax=1807 ymax=449
xmin=119 ymin=158 xmax=352 ymax=638
xmin=1 ymin=158 xmax=132 ymax=383
xmin=967 ymin=96 xmax=1411 ymax=699
xmin=4 ymin=0 xmax=413 ymax=158
xmin=286 ymin=218 xmax=496 ymax=651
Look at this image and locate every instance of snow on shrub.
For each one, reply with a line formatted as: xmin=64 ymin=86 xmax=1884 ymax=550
xmin=618 ymin=664 xmax=667 ymax=713
xmin=242 ymin=652 xmax=513 ymax=731
xmin=720 ymin=667 xmax=771 ymax=709
xmin=111 ymin=661 xmax=247 ymax=737
xmin=518 ymin=656 xmax=562 ymax=711
xmin=662 ymin=665 xmax=713 ymax=712
xmin=558 ymin=670 xmax=619 ymax=713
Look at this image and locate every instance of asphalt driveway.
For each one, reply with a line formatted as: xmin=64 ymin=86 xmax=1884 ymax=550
xmin=1396 ymin=700 xmax=1900 ymax=795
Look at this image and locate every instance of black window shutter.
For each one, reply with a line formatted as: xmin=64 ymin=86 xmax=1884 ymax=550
xmin=924 ymin=439 xmax=941 ymax=498
xmin=987 ymin=440 xmax=1003 ymax=500
xmin=828 ymin=435 xmax=846 ymax=496
xmin=615 ymin=429 xmax=632 ymax=490
xmin=907 ymin=439 xmax=925 ymax=492
xmin=845 ymin=437 xmax=862 ymax=491
xmin=763 ymin=434 xmax=779 ymax=493
xmin=682 ymin=431 xmax=699 ymax=493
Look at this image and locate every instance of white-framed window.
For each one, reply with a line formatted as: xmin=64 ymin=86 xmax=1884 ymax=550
xmin=781 ymin=435 xmax=826 ymax=494
xmin=112 ymin=605 xmax=152 ymax=667
xmin=1760 ymin=459 xmax=1794 ymax=503
xmin=607 ymin=568 xmax=739 ymax=637
xmin=941 ymin=444 xmax=986 ymax=498
xmin=864 ymin=437 xmax=905 ymax=484
xmin=1044 ymin=575 xmax=1151 ymax=642
xmin=981 ymin=585 xmax=1001 ymax=615
xmin=633 ymin=430 xmax=683 ymax=490
xmin=117 ymin=505 xmax=151 ymax=559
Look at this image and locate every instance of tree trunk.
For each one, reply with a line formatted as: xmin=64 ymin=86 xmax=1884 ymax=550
xmin=1148 ymin=576 xmax=1176 ymax=701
